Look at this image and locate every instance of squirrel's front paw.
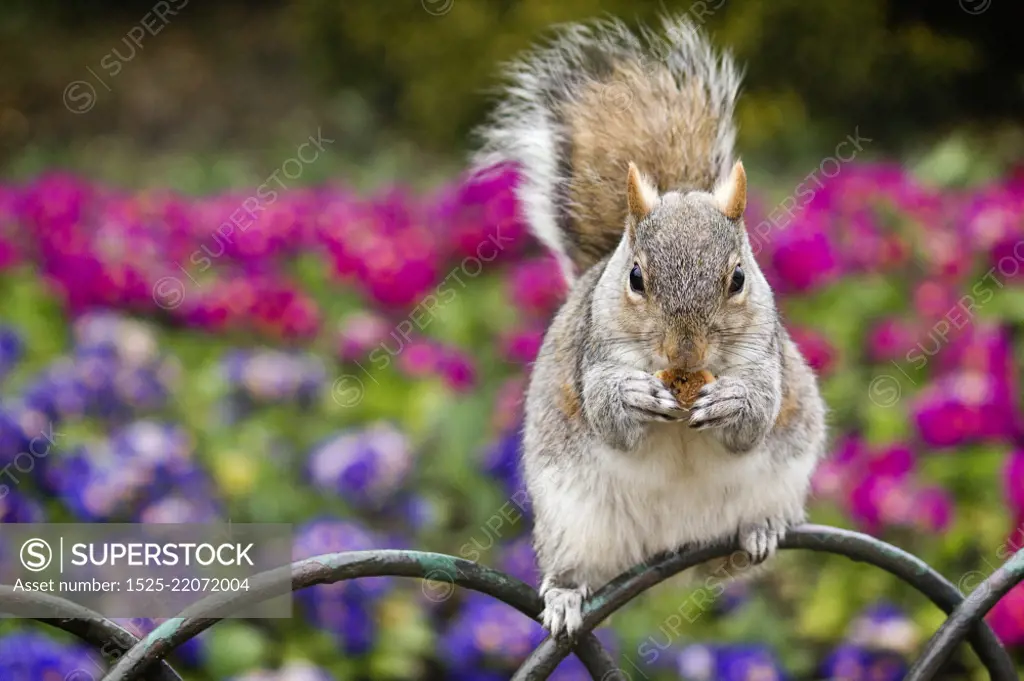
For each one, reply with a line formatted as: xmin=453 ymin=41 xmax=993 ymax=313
xmin=621 ymin=370 xmax=686 ymax=422
xmin=541 ymin=586 xmax=587 ymax=639
xmin=688 ymin=376 xmax=749 ymax=430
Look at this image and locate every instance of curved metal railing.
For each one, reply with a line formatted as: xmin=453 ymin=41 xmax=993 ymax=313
xmin=1 ymin=525 xmax=1019 ymax=680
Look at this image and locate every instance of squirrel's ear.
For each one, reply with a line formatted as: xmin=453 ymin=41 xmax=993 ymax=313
xmin=713 ymin=160 xmax=747 ymax=221
xmin=626 ymin=162 xmax=658 ymax=222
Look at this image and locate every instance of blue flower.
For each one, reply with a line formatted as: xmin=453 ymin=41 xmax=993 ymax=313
xmin=0 ymin=489 xmax=46 ymax=523
xmin=498 ymin=537 xmax=538 ymax=588
xmin=481 ymin=426 xmax=521 ymax=482
xmin=674 ymin=643 xmax=717 ymax=680
xmin=294 ymin=518 xmax=392 ymax=603
xmin=0 ymin=630 xmax=103 ymax=681
xmin=439 ymin=592 xmax=546 ymax=671
xmin=0 ymin=400 xmax=54 ymax=466
xmin=481 ymin=426 xmax=530 ymax=510
xmin=714 ymin=644 xmax=786 ymax=681
xmin=47 ymin=422 xmax=211 ymax=521
xmin=222 ymin=349 xmax=327 ymax=405
xmin=820 ymin=644 xmax=870 ymax=681
xmin=380 ymin=492 xmax=441 ymax=537
xmin=0 ymin=326 xmax=22 ymax=382
xmin=821 ymin=644 xmax=906 ymax=681
xmin=307 ymin=423 xmax=414 ymax=511
xmin=73 ymin=311 xmax=161 ymax=367
xmin=714 ymin=581 xmax=751 ymax=616
xmin=846 ymin=602 xmax=919 ymax=654
xmin=440 ymin=592 xmax=617 ymax=679
xmin=302 ymin=595 xmax=376 ymax=655
xmin=137 ymin=493 xmax=222 ymax=523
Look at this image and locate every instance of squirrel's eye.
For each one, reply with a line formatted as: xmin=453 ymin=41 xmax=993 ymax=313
xmin=728 ymin=265 xmax=745 ymax=296
xmin=629 ymin=263 xmax=645 ymax=293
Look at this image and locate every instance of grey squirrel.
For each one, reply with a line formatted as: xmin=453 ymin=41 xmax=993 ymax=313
xmin=474 ymin=16 xmax=827 ymax=638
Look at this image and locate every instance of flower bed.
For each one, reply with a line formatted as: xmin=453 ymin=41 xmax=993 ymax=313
xmin=0 ymin=162 xmax=1023 ymax=680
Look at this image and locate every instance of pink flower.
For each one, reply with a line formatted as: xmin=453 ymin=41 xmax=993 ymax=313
xmin=398 ymin=341 xmax=440 ymax=378
xmin=789 ymin=326 xmax=836 ymax=376
xmin=867 ymin=318 xmax=921 ymax=364
xmin=338 ymin=312 xmax=392 ymax=361
xmin=770 ymin=226 xmax=839 ymax=293
xmin=506 ymin=256 xmax=567 ymax=320
xmin=987 ymin=584 xmax=1024 ymax=646
xmin=913 ymin=371 xmax=1014 ymax=448
xmin=1004 ymin=450 xmax=1024 ymax=518
xmin=911 ymin=486 xmax=953 ymax=532
xmin=502 ymin=329 xmax=545 ymax=364
xmin=912 ymin=280 xmax=958 ymax=321
xmin=437 ymin=350 xmax=477 ymax=392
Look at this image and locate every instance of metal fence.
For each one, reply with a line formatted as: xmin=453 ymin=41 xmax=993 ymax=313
xmin=2 ymin=524 xmax=1021 ymax=681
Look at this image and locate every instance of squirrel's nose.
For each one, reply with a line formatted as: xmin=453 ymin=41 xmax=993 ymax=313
xmin=664 ymin=336 xmax=706 ymax=369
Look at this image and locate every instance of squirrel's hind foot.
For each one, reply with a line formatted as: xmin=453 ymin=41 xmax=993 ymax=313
xmin=540 ymin=582 xmax=590 ymax=639
xmin=738 ymin=518 xmax=786 ymax=565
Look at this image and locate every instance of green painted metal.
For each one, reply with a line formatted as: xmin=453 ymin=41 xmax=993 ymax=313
xmin=0 ymin=525 xmax=1019 ymax=681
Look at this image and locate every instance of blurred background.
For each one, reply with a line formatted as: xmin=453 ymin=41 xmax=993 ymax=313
xmin=1 ymin=1 xmax=1024 ymax=680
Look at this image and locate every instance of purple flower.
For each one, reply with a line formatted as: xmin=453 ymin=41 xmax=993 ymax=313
xmin=498 ymin=536 xmax=538 ymax=587
xmin=0 ymin=631 xmax=103 ymax=681
xmin=46 ymin=422 xmax=209 ymax=521
xmin=293 ymin=518 xmax=391 ymax=601
xmin=73 ymin=311 xmax=161 ymax=367
xmin=0 ymin=489 xmax=45 ymax=523
xmin=820 ymin=644 xmax=871 ymax=680
xmin=307 ymin=423 xmax=414 ymax=511
xmin=846 ymin=602 xmax=919 ymax=654
xmin=481 ymin=426 xmax=528 ymax=505
xmin=223 ymin=349 xmax=326 ymax=405
xmin=866 ymin=318 xmax=922 ymax=364
xmin=821 ymin=644 xmax=907 ymax=681
xmin=913 ymin=371 xmax=1013 ymax=448
xmin=439 ymin=592 xmax=546 ymax=671
xmin=138 ymin=494 xmax=222 ymax=524
xmin=293 ymin=519 xmax=386 ymax=653
xmin=713 ymin=644 xmax=786 ymax=681
xmin=0 ymin=326 xmax=22 ymax=382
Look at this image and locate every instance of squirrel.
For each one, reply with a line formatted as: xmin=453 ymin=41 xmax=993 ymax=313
xmin=473 ymin=15 xmax=828 ymax=639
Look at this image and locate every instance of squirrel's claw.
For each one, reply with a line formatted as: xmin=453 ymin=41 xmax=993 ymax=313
xmin=541 ymin=586 xmax=586 ymax=639
xmin=738 ymin=519 xmax=785 ymax=564
xmin=688 ymin=376 xmax=749 ymax=429
xmin=621 ymin=370 xmax=686 ymax=422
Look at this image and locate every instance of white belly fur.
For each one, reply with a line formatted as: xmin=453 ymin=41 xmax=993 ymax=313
xmin=536 ymin=422 xmax=815 ymax=588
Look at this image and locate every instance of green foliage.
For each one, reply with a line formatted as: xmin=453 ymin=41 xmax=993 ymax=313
xmin=297 ymin=0 xmax=983 ymax=157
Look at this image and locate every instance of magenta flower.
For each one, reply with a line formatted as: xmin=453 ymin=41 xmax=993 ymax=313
xmin=913 ymin=371 xmax=1014 ymax=448
xmin=1004 ymin=450 xmax=1024 ymax=518
xmin=867 ymin=318 xmax=922 ymax=364
xmin=789 ymin=326 xmax=836 ymax=376
xmin=987 ymin=583 xmax=1024 ymax=646
xmin=501 ymin=328 xmax=544 ymax=364
xmin=911 ymin=486 xmax=953 ymax=532
xmin=505 ymin=255 xmax=567 ymax=320
xmin=770 ymin=225 xmax=839 ymax=293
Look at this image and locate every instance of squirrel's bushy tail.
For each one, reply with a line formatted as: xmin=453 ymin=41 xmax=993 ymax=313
xmin=474 ymin=15 xmax=740 ymax=281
